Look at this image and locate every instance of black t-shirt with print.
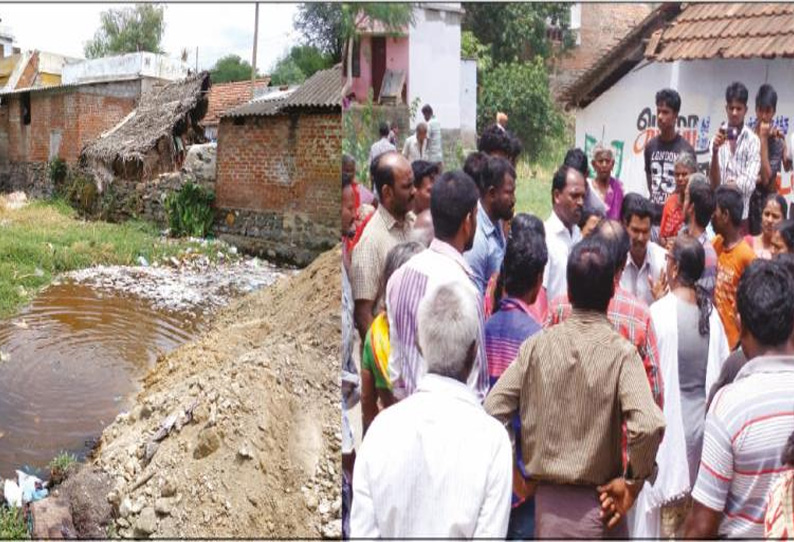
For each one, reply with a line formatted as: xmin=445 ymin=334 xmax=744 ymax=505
xmin=644 ymin=134 xmax=696 ymax=206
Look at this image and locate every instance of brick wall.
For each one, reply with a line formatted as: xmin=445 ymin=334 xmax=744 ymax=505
xmin=215 ymin=110 xmax=341 ymax=266
xmin=0 ymin=83 xmax=138 ymax=166
xmin=550 ymin=3 xmax=652 ymax=99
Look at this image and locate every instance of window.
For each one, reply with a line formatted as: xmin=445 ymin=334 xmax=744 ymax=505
xmin=20 ymin=92 xmax=30 ymax=125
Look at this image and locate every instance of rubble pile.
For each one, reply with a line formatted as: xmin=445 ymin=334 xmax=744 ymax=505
xmin=74 ymin=246 xmax=342 ymax=538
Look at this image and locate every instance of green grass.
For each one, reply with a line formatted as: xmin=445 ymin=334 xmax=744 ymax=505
xmin=0 ymin=198 xmax=230 ymax=319
xmin=48 ymin=451 xmax=78 ymax=473
xmin=514 ymin=138 xmax=569 ymax=220
xmin=0 ymin=506 xmax=28 ymax=539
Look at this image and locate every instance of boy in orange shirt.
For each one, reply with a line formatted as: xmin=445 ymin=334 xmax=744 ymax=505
xmin=711 ymin=185 xmax=756 ymax=348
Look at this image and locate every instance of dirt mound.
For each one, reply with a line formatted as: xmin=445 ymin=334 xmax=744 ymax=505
xmin=80 ymin=246 xmax=342 ymax=538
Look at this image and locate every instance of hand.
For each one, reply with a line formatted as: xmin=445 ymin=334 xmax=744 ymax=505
xmin=649 ymin=268 xmax=668 ymax=301
xmin=597 ymin=478 xmax=643 ymax=529
xmin=712 ymin=129 xmax=726 ymax=151
xmin=512 ymin=466 xmax=537 ymax=500
xmin=759 ymin=121 xmax=771 ymax=138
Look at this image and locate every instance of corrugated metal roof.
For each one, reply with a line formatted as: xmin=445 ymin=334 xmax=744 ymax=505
xmin=222 ymin=66 xmax=342 ymax=118
xmin=649 ymin=3 xmax=794 ymax=61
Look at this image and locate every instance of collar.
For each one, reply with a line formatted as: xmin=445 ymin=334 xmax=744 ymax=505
xmin=734 ymin=355 xmax=794 ymax=382
xmin=628 ymin=242 xmax=660 ymax=272
xmin=500 ymin=296 xmax=536 ymax=318
xmin=416 ymin=373 xmax=480 ymax=407
xmin=477 ymin=200 xmax=501 ymax=238
xmin=547 ymin=210 xmax=577 ymax=237
xmin=429 ymin=238 xmax=475 ymax=278
xmin=569 ymin=308 xmax=612 ymax=327
xmin=377 ymin=204 xmax=412 ymax=231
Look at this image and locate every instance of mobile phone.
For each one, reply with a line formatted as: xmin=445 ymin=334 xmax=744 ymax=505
xmin=726 ymin=125 xmax=739 ymax=141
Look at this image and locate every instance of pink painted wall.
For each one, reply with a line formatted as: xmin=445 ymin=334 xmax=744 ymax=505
xmin=351 ymin=35 xmax=409 ymax=102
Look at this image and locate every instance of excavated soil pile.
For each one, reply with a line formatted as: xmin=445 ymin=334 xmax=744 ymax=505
xmin=81 ymin=246 xmax=342 ymax=538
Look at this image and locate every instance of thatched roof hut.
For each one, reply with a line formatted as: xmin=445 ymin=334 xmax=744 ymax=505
xmin=81 ymin=71 xmax=211 ymax=184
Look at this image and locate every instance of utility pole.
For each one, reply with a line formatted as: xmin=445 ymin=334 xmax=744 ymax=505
xmin=251 ymin=2 xmax=259 ymax=98
xmin=195 ymin=46 xmax=198 ymax=73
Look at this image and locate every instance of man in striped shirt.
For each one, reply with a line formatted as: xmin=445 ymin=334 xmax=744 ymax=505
xmin=685 ymin=259 xmax=794 ymax=538
xmin=485 ymin=236 xmax=665 ymax=538
xmin=709 ymin=81 xmax=761 ymax=231
xmin=386 ymin=169 xmax=489 ymax=402
xmin=484 ymin=213 xmax=548 ymax=539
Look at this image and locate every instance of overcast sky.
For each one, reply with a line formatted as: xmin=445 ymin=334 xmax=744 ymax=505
xmin=0 ymin=3 xmax=301 ymax=73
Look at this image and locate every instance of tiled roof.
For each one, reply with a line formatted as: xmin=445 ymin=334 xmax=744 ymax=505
xmin=223 ymin=66 xmax=342 ymax=118
xmin=647 ymin=3 xmax=794 ymax=61
xmin=203 ymin=78 xmax=270 ymax=126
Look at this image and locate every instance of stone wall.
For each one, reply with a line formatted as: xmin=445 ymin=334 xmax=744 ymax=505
xmin=0 ymin=162 xmax=50 ymax=197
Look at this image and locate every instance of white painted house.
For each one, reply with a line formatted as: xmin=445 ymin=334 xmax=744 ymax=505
xmin=564 ymin=3 xmax=794 ymax=204
xmin=351 ymin=3 xmax=477 ymax=149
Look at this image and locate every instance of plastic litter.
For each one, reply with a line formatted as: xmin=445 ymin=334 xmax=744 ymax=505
xmin=4 ymin=471 xmax=49 ymax=507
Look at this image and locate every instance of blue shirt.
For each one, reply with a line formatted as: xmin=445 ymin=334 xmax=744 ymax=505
xmin=464 ymin=201 xmax=506 ymax=295
xmin=484 ymin=297 xmax=541 ymax=507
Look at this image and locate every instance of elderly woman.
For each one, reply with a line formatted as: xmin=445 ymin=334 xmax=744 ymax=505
xmin=632 ymin=235 xmax=729 ymax=538
xmin=744 ymin=194 xmax=788 ymax=259
xmin=588 ymin=143 xmax=625 ymax=220
xmin=660 ymin=152 xmax=698 ymax=248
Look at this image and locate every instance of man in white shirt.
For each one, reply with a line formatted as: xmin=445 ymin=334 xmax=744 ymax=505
xmin=422 ymin=104 xmax=443 ymax=165
xmin=709 ymin=81 xmax=761 ymax=230
xmin=544 ymin=165 xmax=586 ymax=302
xmin=369 ymin=122 xmax=396 ymax=166
xmin=352 ymin=281 xmax=512 ymax=538
xmin=619 ymin=194 xmax=665 ymax=306
xmin=402 ymin=122 xmax=428 ymax=163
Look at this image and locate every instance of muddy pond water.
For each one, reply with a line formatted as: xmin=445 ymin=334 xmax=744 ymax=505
xmin=0 ymin=283 xmax=202 ymax=479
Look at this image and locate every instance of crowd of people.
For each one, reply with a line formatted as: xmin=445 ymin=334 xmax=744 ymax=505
xmin=340 ymin=84 xmax=794 ymax=539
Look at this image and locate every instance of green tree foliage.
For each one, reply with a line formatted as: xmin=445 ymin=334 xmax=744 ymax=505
xmin=463 ymin=3 xmax=572 ymax=64
xmin=461 ymin=30 xmax=492 ymax=73
xmin=478 ymin=59 xmax=565 ymax=160
xmin=269 ymin=45 xmax=333 ymax=86
xmin=209 ymin=55 xmax=255 ymax=84
xmin=84 ymin=4 xmax=165 ymax=58
xmin=294 ymin=3 xmax=346 ymax=61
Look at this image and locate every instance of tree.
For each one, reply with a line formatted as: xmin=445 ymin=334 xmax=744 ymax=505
xmin=269 ymin=45 xmax=333 ymax=86
xmin=462 ymin=3 xmax=572 ymax=65
xmin=478 ymin=58 xmax=565 ymax=160
xmin=269 ymin=58 xmax=306 ymax=86
xmin=84 ymin=4 xmax=165 ymax=58
xmin=294 ymin=3 xmax=346 ymax=62
xmin=209 ymin=55 xmax=256 ymax=84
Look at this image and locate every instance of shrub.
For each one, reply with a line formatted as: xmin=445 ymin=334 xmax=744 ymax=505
xmin=62 ymin=172 xmax=99 ymax=216
xmin=477 ymin=57 xmax=565 ymax=160
xmin=49 ymin=451 xmax=78 ymax=486
xmin=0 ymin=506 xmax=27 ymax=539
xmin=165 ymin=181 xmax=216 ymax=238
xmin=47 ymin=157 xmax=68 ymax=187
